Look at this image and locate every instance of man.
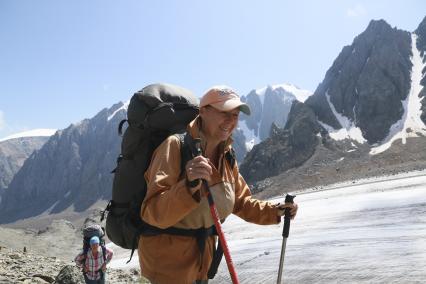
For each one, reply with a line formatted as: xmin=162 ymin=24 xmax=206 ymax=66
xmin=75 ymin=236 xmax=114 ymax=284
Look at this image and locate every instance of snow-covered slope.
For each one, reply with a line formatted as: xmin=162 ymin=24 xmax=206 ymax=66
xmin=318 ymin=91 xmax=366 ymax=144
xmin=109 ymin=170 xmax=426 ymax=283
xmin=255 ymin=83 xmax=312 ymax=103
xmin=0 ymin=129 xmax=57 ymax=142
xmin=370 ymin=33 xmax=426 ymax=154
xmin=317 ymin=33 xmax=426 ymax=154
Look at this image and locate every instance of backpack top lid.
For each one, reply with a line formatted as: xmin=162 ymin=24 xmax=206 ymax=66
xmin=83 ymin=219 xmax=104 ymax=239
xmin=127 ymin=83 xmax=199 ymax=127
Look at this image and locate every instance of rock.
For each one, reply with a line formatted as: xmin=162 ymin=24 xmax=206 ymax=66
xmin=34 ymin=274 xmax=55 ymax=283
xmin=53 ymin=265 xmax=84 ymax=284
xmin=240 ymin=101 xmax=320 ymax=184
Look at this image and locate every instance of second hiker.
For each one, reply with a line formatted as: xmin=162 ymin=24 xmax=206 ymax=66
xmin=75 ymin=236 xmax=114 ymax=284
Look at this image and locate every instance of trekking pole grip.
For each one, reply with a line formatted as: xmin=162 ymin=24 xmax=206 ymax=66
xmin=282 ymin=194 xmax=295 ymax=238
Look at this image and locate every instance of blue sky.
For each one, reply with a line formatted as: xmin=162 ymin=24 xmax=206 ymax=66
xmin=0 ymin=1 xmax=425 ymax=139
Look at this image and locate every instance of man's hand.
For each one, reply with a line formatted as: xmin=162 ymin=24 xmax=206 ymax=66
xmin=277 ymin=202 xmax=298 ymax=219
xmin=101 ymin=263 xmax=106 ymax=272
xmin=185 ymin=156 xmax=212 ymax=183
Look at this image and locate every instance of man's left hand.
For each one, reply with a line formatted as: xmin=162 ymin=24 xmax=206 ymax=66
xmin=277 ymin=202 xmax=298 ymax=219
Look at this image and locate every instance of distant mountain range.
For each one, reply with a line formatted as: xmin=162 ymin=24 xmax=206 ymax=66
xmin=1 ymin=16 xmax=425 ymax=224
xmin=233 ymin=84 xmax=312 ymax=161
xmin=0 ymin=129 xmax=56 ymax=201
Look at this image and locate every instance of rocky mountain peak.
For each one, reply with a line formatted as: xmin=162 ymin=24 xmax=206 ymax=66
xmin=306 ymin=18 xmax=412 ymax=144
xmin=240 ymin=101 xmax=320 ymax=184
xmin=0 ymin=102 xmax=127 ymax=223
xmin=415 ymin=16 xmax=426 ymax=57
xmin=235 ymin=84 xmax=311 ymax=161
xmin=364 ymin=19 xmax=392 ymax=35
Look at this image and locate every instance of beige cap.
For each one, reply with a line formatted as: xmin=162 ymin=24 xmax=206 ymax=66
xmin=200 ymin=86 xmax=251 ymax=115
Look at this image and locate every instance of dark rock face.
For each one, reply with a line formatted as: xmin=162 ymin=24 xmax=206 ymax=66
xmin=306 ymin=19 xmax=412 ymax=143
xmin=0 ymin=103 xmax=125 ymax=223
xmin=0 ymin=136 xmax=50 ymax=193
xmin=231 ymin=128 xmax=247 ymax=162
xmin=415 ymin=16 xmax=426 ymax=125
xmin=240 ymin=90 xmax=263 ymax=138
xmin=240 ymin=101 xmax=320 ymax=184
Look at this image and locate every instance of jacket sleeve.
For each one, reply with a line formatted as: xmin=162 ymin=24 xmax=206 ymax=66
xmin=232 ymin=164 xmax=280 ymax=225
xmin=105 ymin=248 xmax=113 ymax=264
xmin=74 ymin=251 xmax=85 ymax=268
xmin=140 ymin=135 xmax=200 ymax=229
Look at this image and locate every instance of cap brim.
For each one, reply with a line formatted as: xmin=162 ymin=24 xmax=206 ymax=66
xmin=210 ymin=99 xmax=251 ymax=115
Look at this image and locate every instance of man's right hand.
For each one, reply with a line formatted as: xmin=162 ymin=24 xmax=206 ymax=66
xmin=185 ymin=156 xmax=212 ymax=183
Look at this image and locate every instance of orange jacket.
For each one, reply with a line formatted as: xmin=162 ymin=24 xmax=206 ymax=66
xmin=138 ymin=117 xmax=280 ymax=284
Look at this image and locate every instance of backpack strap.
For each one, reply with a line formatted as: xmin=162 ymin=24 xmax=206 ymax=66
xmin=225 ymin=147 xmax=236 ymax=169
xmin=176 ymin=132 xmax=194 ymax=176
xmin=118 ymin=119 xmax=128 ymax=136
xmin=101 ymin=244 xmax=107 ymax=263
xmin=208 ymin=239 xmax=224 ymax=279
xmin=178 ymin=132 xmax=236 ymax=173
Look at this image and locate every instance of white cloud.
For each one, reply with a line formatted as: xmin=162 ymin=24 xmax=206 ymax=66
xmin=347 ymin=4 xmax=367 ymax=17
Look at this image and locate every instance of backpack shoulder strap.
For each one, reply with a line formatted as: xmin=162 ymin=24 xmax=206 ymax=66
xmin=177 ymin=132 xmax=236 ymax=172
xmin=225 ymin=147 xmax=236 ymax=169
xmin=101 ymin=245 xmax=107 ymax=263
xmin=176 ymin=132 xmax=194 ymax=176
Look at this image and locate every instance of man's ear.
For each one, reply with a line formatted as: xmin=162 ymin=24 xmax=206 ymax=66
xmin=199 ymin=106 xmax=207 ymax=117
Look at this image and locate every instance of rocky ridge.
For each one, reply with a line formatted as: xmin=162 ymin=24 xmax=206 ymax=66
xmin=0 ymin=136 xmax=50 ymax=193
xmin=0 ymin=217 xmax=145 ymax=284
xmin=0 ymin=246 xmax=141 ymax=284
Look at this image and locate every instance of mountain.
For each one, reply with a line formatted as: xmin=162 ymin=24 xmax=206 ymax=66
xmin=240 ymin=16 xmax=426 ymax=194
xmin=240 ymin=101 xmax=321 ymax=183
xmin=305 ymin=19 xmax=424 ymax=144
xmin=2 ymin=16 xmax=426 ymax=224
xmin=0 ymin=84 xmax=310 ymax=223
xmin=0 ymin=129 xmax=56 ymax=199
xmin=0 ymin=103 xmax=128 ymax=223
xmin=233 ymin=84 xmax=312 ymax=161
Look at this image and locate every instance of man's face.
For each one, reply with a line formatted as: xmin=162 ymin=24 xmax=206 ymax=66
xmin=200 ymin=105 xmax=240 ymax=143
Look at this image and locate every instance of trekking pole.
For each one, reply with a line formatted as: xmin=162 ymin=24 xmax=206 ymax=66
xmin=276 ymin=194 xmax=295 ymax=284
xmin=194 ymin=139 xmax=240 ymax=284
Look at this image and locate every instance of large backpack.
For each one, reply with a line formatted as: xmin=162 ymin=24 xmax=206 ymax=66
xmin=81 ymin=219 xmax=107 ymax=265
xmin=102 ymin=83 xmax=199 ymax=260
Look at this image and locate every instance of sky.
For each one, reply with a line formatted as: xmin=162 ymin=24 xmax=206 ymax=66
xmin=0 ymin=1 xmax=425 ymax=139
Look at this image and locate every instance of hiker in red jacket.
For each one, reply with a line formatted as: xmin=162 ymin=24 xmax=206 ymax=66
xmin=75 ymin=236 xmax=114 ymax=284
xmin=139 ymin=85 xmax=298 ymax=284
